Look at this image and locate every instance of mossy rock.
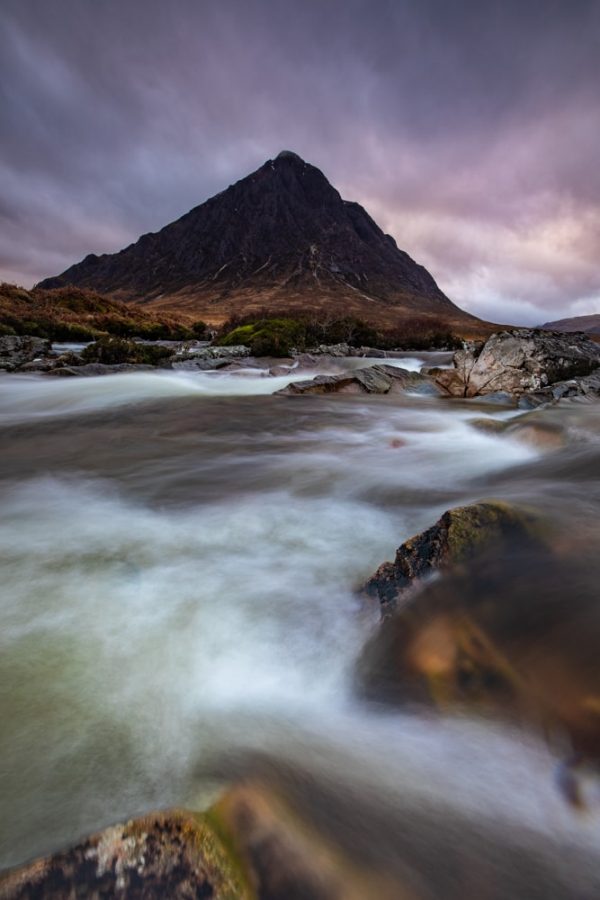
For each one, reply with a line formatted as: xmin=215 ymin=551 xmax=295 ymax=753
xmin=0 ymin=810 xmax=251 ymax=900
xmin=364 ymin=501 xmax=541 ymax=611
xmin=218 ymin=318 xmax=305 ymax=356
xmin=358 ymin=502 xmax=600 ymax=763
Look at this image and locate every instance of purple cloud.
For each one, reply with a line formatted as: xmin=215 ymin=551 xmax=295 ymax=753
xmin=1 ymin=0 xmax=599 ymax=323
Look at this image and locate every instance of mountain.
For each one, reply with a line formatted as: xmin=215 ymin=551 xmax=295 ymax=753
xmin=38 ymin=150 xmax=481 ymax=330
xmin=540 ymin=314 xmax=600 ymax=336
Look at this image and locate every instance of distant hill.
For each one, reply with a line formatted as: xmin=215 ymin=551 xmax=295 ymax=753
xmin=0 ymin=283 xmax=198 ymax=341
xmin=38 ymin=151 xmax=486 ymax=333
xmin=540 ymin=314 xmax=600 ymax=335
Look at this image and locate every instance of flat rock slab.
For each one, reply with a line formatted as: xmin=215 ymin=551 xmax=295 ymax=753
xmin=277 ymin=364 xmax=440 ymax=396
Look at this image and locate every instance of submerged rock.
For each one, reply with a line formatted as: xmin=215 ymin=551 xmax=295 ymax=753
xmin=0 ymin=810 xmax=249 ymax=900
xmin=45 ymin=363 xmax=156 ymax=377
xmin=0 ymin=335 xmax=51 ymax=371
xmin=276 ymin=365 xmax=439 ymax=397
xmin=468 ymin=416 xmax=568 ymax=450
xmin=434 ymin=329 xmax=600 ymax=399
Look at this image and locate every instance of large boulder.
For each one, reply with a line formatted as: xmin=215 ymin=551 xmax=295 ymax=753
xmin=364 ymin=501 xmax=539 ymax=613
xmin=0 ymin=810 xmax=249 ymax=899
xmin=277 ymin=365 xmax=439 ymax=396
xmin=358 ymin=502 xmax=600 ymax=774
xmin=433 ymin=329 xmax=600 ymax=398
xmin=0 ymin=335 xmax=51 ymax=371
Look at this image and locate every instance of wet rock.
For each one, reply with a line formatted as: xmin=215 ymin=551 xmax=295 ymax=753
xmin=305 ymin=342 xmax=351 ymax=357
xmin=434 ymin=329 xmax=600 ymax=398
xmin=0 ymin=335 xmax=51 ymax=371
xmin=174 ymin=344 xmax=251 ymax=361
xmin=0 ymin=810 xmax=249 ymax=899
xmin=210 ymin=762 xmax=600 ymax=899
xmin=363 ymin=501 xmax=538 ymax=613
xmin=358 ymin=544 xmax=600 ymax=765
xmin=276 ymin=365 xmax=439 ymax=397
xmin=18 ymin=352 xmax=85 ymax=374
xmin=213 ymin=785 xmax=359 ymax=900
xmin=518 ymin=369 xmax=600 ymax=408
xmin=16 ymin=359 xmax=57 ymax=373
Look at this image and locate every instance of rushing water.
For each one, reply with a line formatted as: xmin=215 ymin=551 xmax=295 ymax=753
xmin=1 ymin=355 xmax=600 ymax=890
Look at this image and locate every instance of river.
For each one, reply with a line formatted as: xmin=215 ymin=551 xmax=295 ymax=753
xmin=1 ymin=354 xmax=600 ymax=893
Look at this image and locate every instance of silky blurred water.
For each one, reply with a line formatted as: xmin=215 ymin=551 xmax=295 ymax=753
xmin=1 ymin=357 xmax=599 ymax=882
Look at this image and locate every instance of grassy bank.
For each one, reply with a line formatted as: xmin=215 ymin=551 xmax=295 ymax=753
xmin=0 ymin=283 xmax=207 ymax=342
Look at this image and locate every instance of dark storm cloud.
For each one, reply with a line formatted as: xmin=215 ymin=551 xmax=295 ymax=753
xmin=1 ymin=0 xmax=599 ymax=322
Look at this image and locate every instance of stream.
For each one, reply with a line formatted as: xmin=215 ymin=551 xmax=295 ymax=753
xmin=1 ymin=354 xmax=600 ymax=893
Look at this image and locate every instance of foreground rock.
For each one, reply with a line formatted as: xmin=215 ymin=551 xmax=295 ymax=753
xmin=0 ymin=810 xmax=249 ymax=899
xmin=276 ymin=364 xmax=440 ymax=396
xmin=364 ymin=501 xmax=539 ymax=613
xmin=0 ymin=335 xmax=51 ymax=371
xmin=8 ymin=773 xmax=596 ymax=900
xmin=358 ymin=502 xmax=600 ymax=773
xmin=432 ymin=329 xmax=600 ymax=399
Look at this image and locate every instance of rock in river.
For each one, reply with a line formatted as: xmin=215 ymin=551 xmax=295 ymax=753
xmin=0 ymin=335 xmax=51 ymax=371
xmin=433 ymin=329 xmax=600 ymax=398
xmin=358 ymin=502 xmax=600 ymax=775
xmin=0 ymin=810 xmax=249 ymax=899
xmin=277 ymin=364 xmax=440 ymax=396
xmin=363 ymin=501 xmax=539 ymax=613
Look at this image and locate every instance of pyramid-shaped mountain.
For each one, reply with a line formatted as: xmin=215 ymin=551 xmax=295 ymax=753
xmin=39 ymin=151 xmax=478 ymax=328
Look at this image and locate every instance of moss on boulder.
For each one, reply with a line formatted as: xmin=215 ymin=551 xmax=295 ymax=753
xmin=0 ymin=810 xmax=250 ymax=900
xmin=364 ymin=501 xmax=540 ymax=612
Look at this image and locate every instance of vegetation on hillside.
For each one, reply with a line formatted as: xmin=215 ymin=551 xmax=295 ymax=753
xmin=0 ymin=283 xmax=207 ymax=342
xmin=217 ymin=310 xmax=460 ymax=355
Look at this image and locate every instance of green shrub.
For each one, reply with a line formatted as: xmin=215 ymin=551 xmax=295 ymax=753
xmin=191 ymin=320 xmax=209 ymax=339
xmin=82 ymin=337 xmax=172 ymax=365
xmin=218 ymin=318 xmax=306 ymax=356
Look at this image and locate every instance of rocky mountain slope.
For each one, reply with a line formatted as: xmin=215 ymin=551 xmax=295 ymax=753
xmin=38 ymin=151 xmax=483 ymax=330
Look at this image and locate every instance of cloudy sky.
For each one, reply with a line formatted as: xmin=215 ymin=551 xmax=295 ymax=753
xmin=1 ymin=0 xmax=599 ymax=323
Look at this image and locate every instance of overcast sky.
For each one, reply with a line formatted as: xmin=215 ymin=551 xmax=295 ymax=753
xmin=1 ymin=0 xmax=599 ymax=323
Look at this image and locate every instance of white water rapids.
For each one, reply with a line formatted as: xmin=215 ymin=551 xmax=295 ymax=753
xmin=1 ymin=355 xmax=599 ymax=892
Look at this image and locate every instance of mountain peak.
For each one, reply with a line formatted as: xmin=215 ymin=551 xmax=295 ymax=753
xmin=275 ymin=150 xmax=306 ymax=165
xmin=38 ymin=154 xmax=477 ymax=329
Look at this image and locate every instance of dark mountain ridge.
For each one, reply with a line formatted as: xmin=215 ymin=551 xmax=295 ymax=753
xmin=39 ymin=151 xmax=481 ymax=329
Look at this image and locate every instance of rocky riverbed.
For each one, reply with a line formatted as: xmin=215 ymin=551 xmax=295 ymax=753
xmin=1 ymin=333 xmax=600 ymax=897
